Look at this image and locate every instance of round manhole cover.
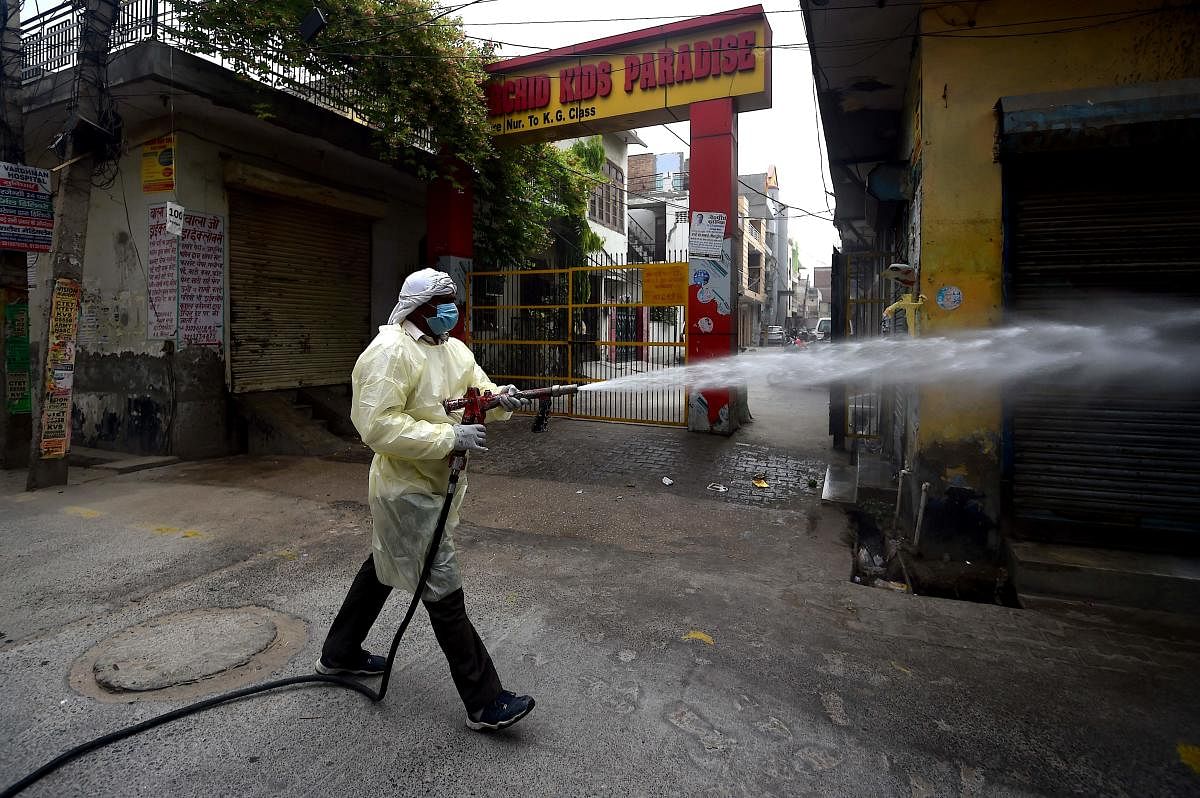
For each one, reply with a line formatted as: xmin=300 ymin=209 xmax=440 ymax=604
xmin=93 ymin=608 xmax=277 ymax=692
xmin=72 ymin=606 xmax=308 ymax=703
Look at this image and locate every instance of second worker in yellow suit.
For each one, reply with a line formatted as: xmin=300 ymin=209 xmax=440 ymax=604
xmin=317 ymin=268 xmax=535 ymax=732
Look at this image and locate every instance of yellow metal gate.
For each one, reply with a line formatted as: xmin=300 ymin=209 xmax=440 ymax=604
xmin=467 ymin=261 xmax=688 ymax=426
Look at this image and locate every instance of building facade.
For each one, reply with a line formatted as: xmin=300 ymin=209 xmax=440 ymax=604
xmin=739 ymin=168 xmax=791 ymax=328
xmin=804 ymin=0 xmax=1200 ymax=581
xmin=19 ymin=7 xmax=430 ymax=459
xmin=627 ymin=153 xmax=771 ymax=349
xmin=559 ymin=132 xmax=646 ymax=265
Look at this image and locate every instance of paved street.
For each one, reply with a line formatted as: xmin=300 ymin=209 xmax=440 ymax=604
xmin=2 ymin=388 xmax=1200 ymax=797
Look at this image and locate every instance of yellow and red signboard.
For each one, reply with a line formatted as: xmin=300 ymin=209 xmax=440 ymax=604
xmin=141 ymin=134 xmax=176 ymax=193
xmin=485 ymin=7 xmax=771 ymax=144
xmin=642 ymin=262 xmax=688 ymax=306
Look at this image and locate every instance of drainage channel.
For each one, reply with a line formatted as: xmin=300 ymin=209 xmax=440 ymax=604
xmin=845 ymin=497 xmax=1018 ymax=607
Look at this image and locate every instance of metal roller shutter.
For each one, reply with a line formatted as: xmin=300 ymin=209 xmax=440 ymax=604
xmin=1007 ymin=153 xmax=1200 ymax=550
xmin=229 ymin=190 xmax=371 ymax=393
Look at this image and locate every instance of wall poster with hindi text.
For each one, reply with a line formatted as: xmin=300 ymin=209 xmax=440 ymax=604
xmin=176 ymin=211 xmax=225 ymax=347
xmin=147 ymin=204 xmax=179 ymax=339
xmin=40 ymin=278 xmax=81 ymax=459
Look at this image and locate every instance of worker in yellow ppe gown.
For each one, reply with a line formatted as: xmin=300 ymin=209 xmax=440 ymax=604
xmin=317 ymin=268 xmax=536 ymax=732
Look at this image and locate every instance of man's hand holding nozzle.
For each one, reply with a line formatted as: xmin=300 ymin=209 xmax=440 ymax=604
xmin=496 ymin=385 xmax=531 ymax=412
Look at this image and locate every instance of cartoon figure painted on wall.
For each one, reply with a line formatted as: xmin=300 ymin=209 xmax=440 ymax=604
xmin=686 ymin=234 xmax=736 ymax=433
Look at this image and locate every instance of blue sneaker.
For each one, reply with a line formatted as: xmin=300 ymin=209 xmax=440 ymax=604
xmin=314 ymin=651 xmax=388 ymax=676
xmin=466 ymin=690 xmax=536 ymax=732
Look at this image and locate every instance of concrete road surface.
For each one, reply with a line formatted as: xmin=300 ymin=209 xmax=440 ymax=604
xmin=2 ymin=392 xmax=1199 ymax=797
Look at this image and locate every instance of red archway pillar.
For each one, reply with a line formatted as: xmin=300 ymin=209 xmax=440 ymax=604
xmin=427 ymin=157 xmax=473 ymax=340
xmin=687 ymin=98 xmax=746 ymax=434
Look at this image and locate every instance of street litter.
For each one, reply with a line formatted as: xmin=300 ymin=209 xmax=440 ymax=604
xmin=662 ymin=477 xmax=674 ymax=486
xmin=873 ymin=579 xmax=909 ymax=593
xmin=706 ymin=483 xmax=728 ymax=492
xmin=752 ymin=478 xmax=770 ymax=489
xmin=576 ymin=490 xmax=584 ymax=494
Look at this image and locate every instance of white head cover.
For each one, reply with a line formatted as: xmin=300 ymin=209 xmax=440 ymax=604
xmin=387 ymin=268 xmax=458 ymax=325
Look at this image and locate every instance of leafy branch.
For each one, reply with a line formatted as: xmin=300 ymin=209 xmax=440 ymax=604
xmin=173 ymin=0 xmax=604 ymax=265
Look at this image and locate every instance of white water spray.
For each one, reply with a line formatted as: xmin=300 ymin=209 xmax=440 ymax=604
xmin=578 ymin=309 xmax=1200 ymax=393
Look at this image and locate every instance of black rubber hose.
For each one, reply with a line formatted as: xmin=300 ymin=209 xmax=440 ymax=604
xmin=1 ymin=471 xmax=462 ymax=798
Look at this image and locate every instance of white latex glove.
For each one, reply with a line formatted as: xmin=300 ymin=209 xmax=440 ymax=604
xmin=495 ymin=384 xmax=530 ymax=411
xmin=452 ymin=423 xmax=488 ymax=452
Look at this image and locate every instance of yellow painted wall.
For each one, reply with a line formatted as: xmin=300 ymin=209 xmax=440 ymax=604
xmin=912 ymin=0 xmax=1200 ymax=489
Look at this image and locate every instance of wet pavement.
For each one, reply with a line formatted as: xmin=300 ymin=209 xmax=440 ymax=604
xmin=472 ymin=384 xmax=834 ymax=508
xmin=2 ymin=386 xmax=1200 ymax=797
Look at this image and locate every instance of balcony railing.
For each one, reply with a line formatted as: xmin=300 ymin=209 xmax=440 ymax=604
xmin=20 ymin=0 xmax=428 ymax=146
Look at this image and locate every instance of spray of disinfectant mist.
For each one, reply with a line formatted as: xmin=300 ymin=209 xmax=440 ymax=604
xmin=577 ymin=305 xmax=1200 ymax=394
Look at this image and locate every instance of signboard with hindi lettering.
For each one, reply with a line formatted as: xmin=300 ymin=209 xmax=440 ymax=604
xmin=147 ymin=206 xmax=225 ymax=345
xmin=0 ymin=161 xmax=53 ymax=252
xmin=177 ymin=211 xmax=225 ymax=347
xmin=148 ymin=205 xmax=179 ymax=339
xmin=688 ymin=211 xmax=727 ymax=257
xmin=642 ymin=262 xmax=688 ymax=306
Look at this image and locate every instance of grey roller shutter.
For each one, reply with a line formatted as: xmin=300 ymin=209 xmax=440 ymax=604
xmin=229 ymin=190 xmax=371 ymax=393
xmin=1007 ymin=153 xmax=1200 ymax=549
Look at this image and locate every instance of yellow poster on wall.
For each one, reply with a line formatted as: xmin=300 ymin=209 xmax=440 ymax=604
xmin=642 ymin=262 xmax=688 ymax=306
xmin=141 ymin=135 xmax=176 ymax=193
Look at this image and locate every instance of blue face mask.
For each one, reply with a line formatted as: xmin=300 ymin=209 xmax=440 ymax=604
xmin=424 ymin=302 xmax=459 ymax=336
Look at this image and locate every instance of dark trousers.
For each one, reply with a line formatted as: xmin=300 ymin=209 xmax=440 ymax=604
xmin=321 ymin=555 xmax=502 ymax=714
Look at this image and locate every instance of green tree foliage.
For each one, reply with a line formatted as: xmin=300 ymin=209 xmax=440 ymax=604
xmin=174 ymin=0 xmax=603 ymax=266
xmin=476 ymin=137 xmax=605 ymax=267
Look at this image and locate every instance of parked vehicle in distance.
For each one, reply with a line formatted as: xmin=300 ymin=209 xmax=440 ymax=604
xmin=766 ymin=325 xmax=785 ymax=345
xmin=814 ymin=318 xmax=831 ymax=340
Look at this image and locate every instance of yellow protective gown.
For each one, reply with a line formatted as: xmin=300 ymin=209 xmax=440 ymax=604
xmin=351 ymin=323 xmax=510 ymax=600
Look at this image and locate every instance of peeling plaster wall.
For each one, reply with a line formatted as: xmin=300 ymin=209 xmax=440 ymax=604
xmin=74 ymin=130 xmax=229 ymax=457
xmin=912 ymin=0 xmax=1200 ymax=549
xmin=73 ymin=117 xmax=427 ymax=458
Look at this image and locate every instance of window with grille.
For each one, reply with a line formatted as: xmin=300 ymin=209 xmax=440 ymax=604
xmin=588 ymin=160 xmax=625 ymax=234
xmin=675 ymin=211 xmax=690 ymax=225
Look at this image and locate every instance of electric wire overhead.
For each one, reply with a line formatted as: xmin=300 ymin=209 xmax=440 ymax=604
xmin=655 ymin=117 xmax=834 ymax=223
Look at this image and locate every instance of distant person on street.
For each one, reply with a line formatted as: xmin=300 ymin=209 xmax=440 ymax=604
xmin=317 ymin=268 xmax=535 ymax=732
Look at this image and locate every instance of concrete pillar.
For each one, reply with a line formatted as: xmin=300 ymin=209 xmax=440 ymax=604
xmin=687 ymin=98 xmax=746 ymax=434
xmin=426 ymin=157 xmax=473 ymax=341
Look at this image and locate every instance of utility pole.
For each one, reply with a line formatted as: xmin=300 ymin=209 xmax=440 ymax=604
xmin=26 ymin=0 xmax=119 ymax=489
xmin=1 ymin=0 xmax=28 ymax=469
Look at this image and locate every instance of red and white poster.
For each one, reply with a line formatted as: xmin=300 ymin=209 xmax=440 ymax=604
xmin=147 ymin=206 xmax=224 ymax=346
xmin=0 ymin=161 xmax=53 ymax=252
xmin=176 ymin=212 xmax=224 ymax=347
xmin=147 ymin=205 xmax=179 ymax=340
